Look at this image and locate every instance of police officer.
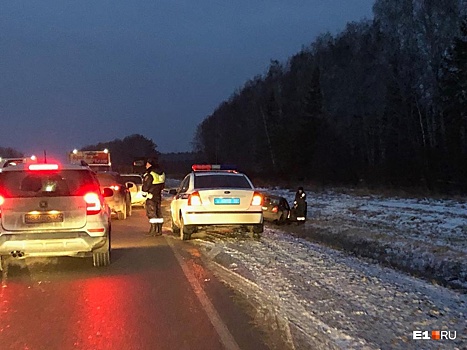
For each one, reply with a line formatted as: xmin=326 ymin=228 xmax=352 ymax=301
xmin=292 ymin=186 xmax=307 ymax=224
xmin=142 ymin=158 xmax=165 ymax=236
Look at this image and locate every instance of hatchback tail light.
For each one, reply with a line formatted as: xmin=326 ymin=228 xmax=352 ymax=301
xmin=272 ymin=206 xmax=278 ymax=213
xmin=188 ymin=191 xmax=202 ymax=206
xmin=84 ymin=192 xmax=101 ymax=215
xmin=251 ymin=192 xmax=263 ymax=206
xmin=0 ymin=195 xmax=3 ymax=218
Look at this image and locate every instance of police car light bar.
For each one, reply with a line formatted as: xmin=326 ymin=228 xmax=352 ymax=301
xmin=29 ymin=164 xmax=59 ymax=171
xmin=192 ymin=164 xmax=237 ymax=171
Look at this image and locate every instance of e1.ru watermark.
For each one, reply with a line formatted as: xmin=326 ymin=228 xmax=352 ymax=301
xmin=413 ymin=330 xmax=457 ymax=340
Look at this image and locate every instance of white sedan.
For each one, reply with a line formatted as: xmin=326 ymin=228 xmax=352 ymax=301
xmin=170 ymin=165 xmax=264 ymax=240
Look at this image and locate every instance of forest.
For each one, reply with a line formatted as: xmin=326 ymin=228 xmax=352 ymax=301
xmin=192 ymin=0 xmax=467 ymax=192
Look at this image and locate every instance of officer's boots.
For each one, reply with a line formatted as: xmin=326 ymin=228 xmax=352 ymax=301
xmin=156 ymin=223 xmax=163 ymax=235
xmin=146 ymin=223 xmax=157 ymax=236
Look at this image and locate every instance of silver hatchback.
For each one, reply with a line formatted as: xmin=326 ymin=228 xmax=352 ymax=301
xmin=0 ymin=162 xmax=112 ymax=269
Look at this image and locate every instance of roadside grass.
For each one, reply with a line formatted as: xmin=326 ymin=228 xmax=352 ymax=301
xmin=279 ymin=221 xmax=467 ymax=293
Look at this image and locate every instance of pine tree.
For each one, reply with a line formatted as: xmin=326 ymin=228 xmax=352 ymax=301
xmin=440 ymin=17 xmax=467 ymax=183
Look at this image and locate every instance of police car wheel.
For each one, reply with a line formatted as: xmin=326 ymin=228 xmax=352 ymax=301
xmin=180 ymin=216 xmax=192 ymax=240
xmin=171 ymin=218 xmax=180 ymax=234
xmin=252 ymin=224 xmax=263 ymax=233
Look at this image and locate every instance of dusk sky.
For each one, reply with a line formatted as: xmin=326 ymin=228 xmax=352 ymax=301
xmin=1 ymin=1 xmax=374 ymax=158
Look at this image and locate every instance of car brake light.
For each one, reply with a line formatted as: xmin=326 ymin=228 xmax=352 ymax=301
xmin=251 ymin=192 xmax=262 ymax=206
xmin=188 ymin=191 xmax=202 ymax=205
xmin=272 ymin=206 xmax=278 ymax=213
xmin=29 ymin=164 xmax=59 ymax=171
xmin=84 ymin=192 xmax=101 ymax=215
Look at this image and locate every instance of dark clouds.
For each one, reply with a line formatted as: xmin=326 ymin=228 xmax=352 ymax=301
xmin=0 ymin=1 xmax=374 ymax=156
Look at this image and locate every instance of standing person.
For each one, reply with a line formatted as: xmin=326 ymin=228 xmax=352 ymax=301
xmin=142 ymin=158 xmax=165 ymax=236
xmin=292 ymin=186 xmax=307 ymax=224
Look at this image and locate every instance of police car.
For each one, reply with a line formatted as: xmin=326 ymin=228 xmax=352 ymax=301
xmin=0 ymin=162 xmax=113 ymax=269
xmin=170 ymin=165 xmax=264 ymax=240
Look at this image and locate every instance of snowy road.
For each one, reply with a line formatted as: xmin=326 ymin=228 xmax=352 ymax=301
xmin=195 ymin=229 xmax=466 ymax=350
xmin=190 ymin=188 xmax=466 ymax=349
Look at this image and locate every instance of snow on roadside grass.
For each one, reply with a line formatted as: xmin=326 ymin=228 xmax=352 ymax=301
xmin=259 ymin=187 xmax=467 ymax=290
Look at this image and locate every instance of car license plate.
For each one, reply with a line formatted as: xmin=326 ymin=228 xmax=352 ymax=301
xmin=25 ymin=213 xmax=64 ymax=224
xmin=214 ymin=198 xmax=240 ymax=205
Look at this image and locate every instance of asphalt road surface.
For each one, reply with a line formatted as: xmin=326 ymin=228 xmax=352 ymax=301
xmin=0 ymin=205 xmax=272 ymax=350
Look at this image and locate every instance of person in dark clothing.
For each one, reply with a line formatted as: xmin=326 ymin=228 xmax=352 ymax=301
xmin=292 ymin=186 xmax=307 ymax=224
xmin=142 ymin=158 xmax=165 ymax=236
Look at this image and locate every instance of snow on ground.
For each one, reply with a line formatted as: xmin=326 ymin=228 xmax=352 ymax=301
xmin=262 ymin=187 xmax=467 ymax=290
xmin=192 ymin=188 xmax=467 ymax=349
xmin=265 ymin=187 xmax=467 ymax=253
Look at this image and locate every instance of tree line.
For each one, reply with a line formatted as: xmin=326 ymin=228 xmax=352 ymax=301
xmin=81 ymin=134 xmax=196 ymax=175
xmin=192 ymin=0 xmax=467 ymax=192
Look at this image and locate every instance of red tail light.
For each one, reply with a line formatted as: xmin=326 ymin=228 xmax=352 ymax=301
xmin=251 ymin=192 xmax=262 ymax=206
xmin=29 ymin=164 xmax=59 ymax=171
xmin=84 ymin=192 xmax=101 ymax=215
xmin=272 ymin=206 xmax=278 ymax=213
xmin=0 ymin=195 xmax=3 ymax=218
xmin=188 ymin=191 xmax=202 ymax=206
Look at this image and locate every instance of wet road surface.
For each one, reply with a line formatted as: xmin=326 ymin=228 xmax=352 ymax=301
xmin=0 ymin=207 xmax=271 ymax=350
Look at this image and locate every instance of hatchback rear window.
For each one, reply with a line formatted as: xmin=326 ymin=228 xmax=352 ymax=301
xmin=194 ymin=174 xmax=253 ymax=189
xmin=0 ymin=170 xmax=99 ymax=197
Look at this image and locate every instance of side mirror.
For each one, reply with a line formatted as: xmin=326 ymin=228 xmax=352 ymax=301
xmin=102 ymin=188 xmax=114 ymax=197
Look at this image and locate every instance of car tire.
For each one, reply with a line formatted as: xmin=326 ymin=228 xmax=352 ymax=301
xmin=172 ymin=217 xmax=180 ymax=234
xmin=117 ymin=210 xmax=126 ymax=220
xmin=278 ymin=212 xmax=286 ymax=225
xmin=93 ymin=235 xmax=111 ymax=267
xmin=179 ymin=216 xmax=191 ymax=241
xmin=252 ymin=223 xmax=263 ymax=233
xmin=126 ymin=197 xmax=132 ymax=217
xmin=93 ymin=251 xmax=110 ymax=267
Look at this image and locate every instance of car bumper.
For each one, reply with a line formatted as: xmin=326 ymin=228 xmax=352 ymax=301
xmin=0 ymin=231 xmax=109 ymax=257
xmin=131 ymin=193 xmax=146 ymax=205
xmin=183 ymin=211 xmax=263 ymax=226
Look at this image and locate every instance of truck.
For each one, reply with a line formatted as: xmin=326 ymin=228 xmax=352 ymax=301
xmin=0 ymin=155 xmax=38 ymax=169
xmin=68 ymin=149 xmax=111 ymax=172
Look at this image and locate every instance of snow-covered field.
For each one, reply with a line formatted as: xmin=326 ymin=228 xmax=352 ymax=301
xmin=257 ymin=188 xmax=467 ymax=291
xmin=192 ymin=188 xmax=467 ymax=350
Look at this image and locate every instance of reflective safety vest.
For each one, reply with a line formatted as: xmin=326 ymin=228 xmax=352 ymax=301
xmin=150 ymin=171 xmax=165 ymax=184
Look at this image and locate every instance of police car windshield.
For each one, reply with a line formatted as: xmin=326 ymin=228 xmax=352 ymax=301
xmin=194 ymin=174 xmax=252 ymax=189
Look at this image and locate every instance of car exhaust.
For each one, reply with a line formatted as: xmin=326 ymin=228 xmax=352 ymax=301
xmin=10 ymin=251 xmax=24 ymax=258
